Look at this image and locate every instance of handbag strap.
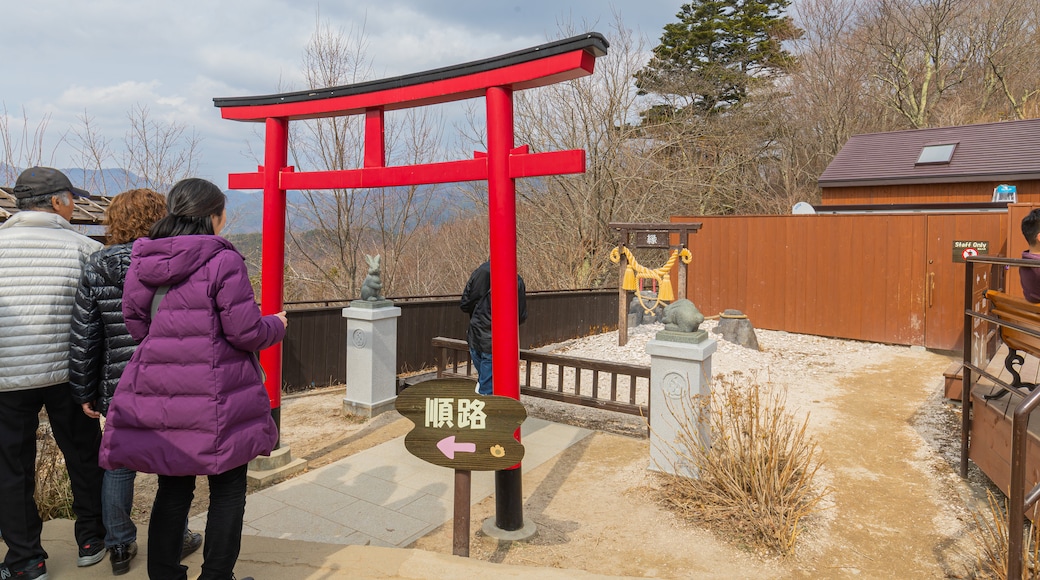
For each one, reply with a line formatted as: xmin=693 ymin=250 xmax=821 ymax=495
xmin=150 ymin=285 xmax=171 ymax=319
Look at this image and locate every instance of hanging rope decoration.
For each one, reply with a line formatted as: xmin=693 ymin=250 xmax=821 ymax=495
xmin=609 ymin=246 xmax=693 ymax=314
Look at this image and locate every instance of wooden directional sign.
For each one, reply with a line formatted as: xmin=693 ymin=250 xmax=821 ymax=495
xmin=395 ymin=378 xmax=526 ymax=471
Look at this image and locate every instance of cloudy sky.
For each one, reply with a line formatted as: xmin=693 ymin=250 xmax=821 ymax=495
xmin=2 ymin=0 xmax=682 ymax=187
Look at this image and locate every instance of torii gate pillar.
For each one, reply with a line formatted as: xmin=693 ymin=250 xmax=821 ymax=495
xmin=260 ymin=117 xmax=288 ymax=442
xmin=485 ymin=85 xmax=527 ymax=534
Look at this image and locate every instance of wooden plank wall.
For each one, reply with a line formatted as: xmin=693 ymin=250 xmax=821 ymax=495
xmin=822 ymin=180 xmax=1040 ymax=205
xmin=672 ymin=213 xmax=936 ymax=346
xmin=281 ymin=290 xmax=618 ymax=389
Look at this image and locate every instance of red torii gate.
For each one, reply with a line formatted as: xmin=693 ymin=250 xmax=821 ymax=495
xmin=214 ymin=33 xmax=608 ymax=530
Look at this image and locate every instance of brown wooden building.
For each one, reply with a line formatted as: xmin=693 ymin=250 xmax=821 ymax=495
xmin=674 ymin=119 xmax=1040 ymax=351
xmin=818 ymin=118 xmax=1040 ymax=205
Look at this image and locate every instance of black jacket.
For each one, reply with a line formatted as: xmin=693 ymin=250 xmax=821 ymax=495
xmin=460 ymin=261 xmax=527 ymax=353
xmin=69 ymin=243 xmax=138 ymax=414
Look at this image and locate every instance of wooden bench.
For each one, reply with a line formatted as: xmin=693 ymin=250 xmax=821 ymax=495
xmin=985 ymin=290 xmax=1040 ymax=395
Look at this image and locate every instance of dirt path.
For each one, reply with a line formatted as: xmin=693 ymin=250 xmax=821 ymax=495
xmin=786 ymin=353 xmax=976 ymax=578
xmin=130 ymin=341 xmax=988 ymax=578
xmin=410 ymin=349 xmax=984 ymax=578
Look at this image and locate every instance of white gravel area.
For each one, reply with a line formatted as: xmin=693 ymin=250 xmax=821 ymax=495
xmin=539 ymin=318 xmax=935 ymax=433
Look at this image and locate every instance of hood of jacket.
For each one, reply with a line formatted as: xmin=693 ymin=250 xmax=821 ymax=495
xmin=131 ymin=235 xmax=240 ymax=287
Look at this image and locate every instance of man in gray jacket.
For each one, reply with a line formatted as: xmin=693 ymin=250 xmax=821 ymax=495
xmin=0 ymin=167 xmax=106 ymax=580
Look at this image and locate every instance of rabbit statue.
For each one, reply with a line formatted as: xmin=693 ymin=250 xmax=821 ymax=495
xmin=360 ymin=254 xmax=384 ymax=301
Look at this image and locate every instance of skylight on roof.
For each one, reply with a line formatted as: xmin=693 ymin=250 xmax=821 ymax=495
xmin=916 ymin=143 xmax=957 ymax=165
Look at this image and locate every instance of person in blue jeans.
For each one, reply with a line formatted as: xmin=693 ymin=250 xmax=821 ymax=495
xmin=460 ymin=260 xmax=527 ymax=395
xmin=69 ymin=189 xmax=202 ymax=576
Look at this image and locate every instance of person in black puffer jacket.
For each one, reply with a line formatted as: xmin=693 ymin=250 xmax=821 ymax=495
xmin=68 ymin=189 xmax=202 ymax=576
xmin=460 ymin=260 xmax=527 ymax=396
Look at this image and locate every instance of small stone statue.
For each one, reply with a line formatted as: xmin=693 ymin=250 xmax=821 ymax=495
xmin=661 ymin=299 xmax=705 ymax=333
xmin=360 ymin=254 xmax=384 ymax=301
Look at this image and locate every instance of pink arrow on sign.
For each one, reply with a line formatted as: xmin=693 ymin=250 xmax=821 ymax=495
xmin=437 ymin=435 xmax=476 ymax=459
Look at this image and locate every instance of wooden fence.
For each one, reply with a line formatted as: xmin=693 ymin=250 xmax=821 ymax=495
xmin=432 ymin=336 xmax=650 ymax=417
xmin=672 ymin=212 xmax=1007 ymax=351
xmin=281 ymin=289 xmax=618 ymax=390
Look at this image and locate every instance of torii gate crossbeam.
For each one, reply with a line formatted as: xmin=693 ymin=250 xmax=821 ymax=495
xmin=214 ymin=32 xmax=608 ymax=531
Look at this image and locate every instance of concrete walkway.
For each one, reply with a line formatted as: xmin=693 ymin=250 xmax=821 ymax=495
xmin=40 ymin=417 xmax=646 ymax=579
xmin=203 ymin=417 xmax=593 ymax=547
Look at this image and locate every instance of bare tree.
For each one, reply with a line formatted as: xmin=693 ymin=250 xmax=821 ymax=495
xmin=506 ymin=14 xmax=659 ymax=289
xmin=286 ymin=17 xmax=448 ymax=300
xmin=859 ymin=0 xmax=978 ymax=128
xmin=69 ymin=111 xmax=114 ymax=195
xmin=0 ymin=104 xmax=60 ymax=185
xmin=974 ymin=0 xmax=1040 ymax=120
xmin=121 ymin=104 xmax=202 ymax=191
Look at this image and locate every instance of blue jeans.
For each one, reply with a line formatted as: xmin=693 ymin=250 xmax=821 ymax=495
xmin=470 ymin=347 xmax=494 ymax=395
xmin=103 ymin=468 xmax=191 ymax=548
xmin=103 ymin=468 xmax=137 ymax=547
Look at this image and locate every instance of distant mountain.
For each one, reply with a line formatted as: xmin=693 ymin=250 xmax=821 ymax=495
xmin=223 ymin=189 xmax=310 ymax=235
xmin=1 ymin=164 xmax=158 ymax=197
xmin=2 ymin=164 xmax=474 ymax=234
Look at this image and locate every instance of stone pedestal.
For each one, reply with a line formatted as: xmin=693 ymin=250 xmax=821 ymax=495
xmin=342 ymin=300 xmax=401 ymax=417
xmin=247 ymin=446 xmax=308 ymax=487
xmin=645 ymin=336 xmax=716 ymax=478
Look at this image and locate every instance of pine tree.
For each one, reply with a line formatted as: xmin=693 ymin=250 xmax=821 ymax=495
xmin=636 ymin=0 xmax=802 ymax=115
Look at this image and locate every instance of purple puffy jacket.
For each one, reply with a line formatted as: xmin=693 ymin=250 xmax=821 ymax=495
xmin=99 ymin=235 xmax=285 ymax=476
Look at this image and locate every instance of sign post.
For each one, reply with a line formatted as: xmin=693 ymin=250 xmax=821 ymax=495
xmin=395 ymin=378 xmax=527 ymax=556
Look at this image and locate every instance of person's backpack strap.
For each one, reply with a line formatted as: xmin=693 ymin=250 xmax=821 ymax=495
xmin=150 ymin=285 xmax=171 ymax=319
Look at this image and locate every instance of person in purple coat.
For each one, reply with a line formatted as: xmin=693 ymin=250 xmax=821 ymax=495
xmin=99 ymin=178 xmax=287 ymax=580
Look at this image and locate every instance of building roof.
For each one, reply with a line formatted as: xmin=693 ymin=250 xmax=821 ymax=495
xmin=0 ymin=189 xmax=111 ymax=226
xmin=818 ymin=118 xmax=1040 ymax=187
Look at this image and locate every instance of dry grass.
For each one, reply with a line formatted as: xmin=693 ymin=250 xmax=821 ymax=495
xmin=654 ymin=371 xmax=828 ymax=556
xmin=970 ymin=489 xmax=1040 ymax=579
xmin=35 ymin=422 xmax=74 ymax=521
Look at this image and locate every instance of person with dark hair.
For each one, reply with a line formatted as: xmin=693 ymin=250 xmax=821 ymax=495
xmin=0 ymin=167 xmax=107 ymax=580
xmin=1021 ymin=208 xmax=1040 ymax=303
xmin=99 ymin=178 xmax=287 ymax=580
xmin=460 ymin=260 xmax=527 ymax=395
xmin=69 ymin=188 xmax=202 ymax=576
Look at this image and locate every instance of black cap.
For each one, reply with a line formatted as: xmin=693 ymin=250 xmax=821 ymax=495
xmin=1 ymin=166 xmax=91 ymax=200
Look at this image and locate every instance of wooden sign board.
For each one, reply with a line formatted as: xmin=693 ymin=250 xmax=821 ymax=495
xmin=395 ymin=378 xmax=526 ymax=471
xmin=633 ymin=231 xmax=671 ymax=248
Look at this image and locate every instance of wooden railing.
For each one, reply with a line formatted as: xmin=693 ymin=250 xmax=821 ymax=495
xmin=963 ymin=255 xmax=1039 ymax=579
xmin=431 ymin=337 xmax=650 ymax=418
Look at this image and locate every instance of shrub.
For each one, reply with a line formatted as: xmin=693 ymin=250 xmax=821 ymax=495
xmin=970 ymin=489 xmax=1040 ymax=579
xmin=654 ymin=371 xmax=828 ymax=556
xmin=35 ymin=422 xmax=74 ymax=520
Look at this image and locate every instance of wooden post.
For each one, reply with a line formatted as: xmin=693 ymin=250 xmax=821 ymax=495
xmin=453 ymin=470 xmax=471 ymax=557
xmin=618 ymin=229 xmax=629 ymax=346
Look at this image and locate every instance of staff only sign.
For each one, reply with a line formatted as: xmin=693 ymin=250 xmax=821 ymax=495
xmin=953 ymin=240 xmax=990 ymax=263
xmin=395 ymin=378 xmax=526 ymax=471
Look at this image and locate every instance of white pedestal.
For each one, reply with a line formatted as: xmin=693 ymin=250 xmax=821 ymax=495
xmin=645 ymin=336 xmax=716 ymax=478
xmin=342 ymin=300 xmax=401 ymax=417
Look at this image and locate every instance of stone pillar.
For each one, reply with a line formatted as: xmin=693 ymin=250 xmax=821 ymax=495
xmin=342 ymin=299 xmax=401 ymax=417
xmin=645 ymin=331 xmax=716 ymax=478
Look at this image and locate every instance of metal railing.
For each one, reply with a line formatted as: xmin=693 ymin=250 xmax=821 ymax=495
xmin=432 ymin=336 xmax=650 ymax=418
xmin=962 ymin=255 xmax=1039 ymax=579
